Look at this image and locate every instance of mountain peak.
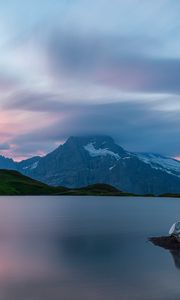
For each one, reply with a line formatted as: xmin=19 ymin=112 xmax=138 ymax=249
xmin=65 ymin=135 xmax=115 ymax=145
xmin=64 ymin=135 xmax=126 ymax=156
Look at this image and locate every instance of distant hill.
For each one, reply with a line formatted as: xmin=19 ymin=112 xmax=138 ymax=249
xmin=60 ymin=183 xmax=134 ymax=196
xmin=159 ymin=193 xmax=180 ymax=198
xmin=0 ymin=170 xmax=130 ymax=196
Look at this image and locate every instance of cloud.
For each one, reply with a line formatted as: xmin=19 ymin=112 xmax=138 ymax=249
xmin=3 ymin=90 xmax=84 ymax=115
xmin=7 ymin=100 xmax=180 ymax=158
xmin=0 ymin=143 xmax=10 ymax=150
xmin=1 ymin=0 xmax=180 ymax=159
xmin=0 ymin=72 xmax=18 ymax=92
xmin=42 ymin=31 xmax=180 ymax=94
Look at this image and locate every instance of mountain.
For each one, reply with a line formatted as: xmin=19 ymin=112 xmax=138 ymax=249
xmin=17 ymin=156 xmax=41 ymax=174
xmin=22 ymin=136 xmax=180 ymax=195
xmin=27 ymin=136 xmax=129 ymax=186
xmin=0 ymin=155 xmax=17 ymax=169
xmin=0 ymin=155 xmax=41 ymax=174
xmin=1 ymin=136 xmax=180 ymax=195
xmin=0 ymin=170 xmax=128 ymax=196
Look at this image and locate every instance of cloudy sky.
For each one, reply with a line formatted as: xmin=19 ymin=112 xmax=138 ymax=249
xmin=1 ymin=0 xmax=180 ymax=160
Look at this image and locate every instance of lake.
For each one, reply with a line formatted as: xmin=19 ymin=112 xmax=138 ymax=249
xmin=0 ymin=196 xmax=180 ymax=300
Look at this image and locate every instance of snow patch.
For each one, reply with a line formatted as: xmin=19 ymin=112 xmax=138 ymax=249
xmin=84 ymin=143 xmax=120 ymax=160
xmin=31 ymin=161 xmax=39 ymax=169
xmin=136 ymin=153 xmax=180 ymax=177
xmin=23 ymin=161 xmax=39 ymax=170
xmin=109 ymin=165 xmax=116 ymax=171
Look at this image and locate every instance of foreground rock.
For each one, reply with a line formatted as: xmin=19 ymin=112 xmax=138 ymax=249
xmin=169 ymin=221 xmax=180 ymax=242
xmin=149 ymin=236 xmax=180 ymax=250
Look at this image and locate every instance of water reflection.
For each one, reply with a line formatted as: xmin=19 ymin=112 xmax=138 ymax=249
xmin=170 ymin=250 xmax=180 ymax=269
xmin=149 ymin=236 xmax=180 ymax=270
xmin=60 ymin=234 xmax=123 ymax=261
xmin=0 ymin=196 xmax=180 ymax=300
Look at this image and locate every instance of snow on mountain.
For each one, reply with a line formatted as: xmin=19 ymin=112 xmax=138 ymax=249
xmin=84 ymin=142 xmax=120 ymax=160
xmin=135 ymin=153 xmax=180 ymax=177
xmin=22 ymin=161 xmax=39 ymax=170
xmin=17 ymin=156 xmax=41 ymax=174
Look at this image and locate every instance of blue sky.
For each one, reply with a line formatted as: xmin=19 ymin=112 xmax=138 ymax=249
xmin=0 ymin=0 xmax=180 ymax=159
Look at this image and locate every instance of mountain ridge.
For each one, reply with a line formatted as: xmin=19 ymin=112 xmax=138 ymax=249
xmin=1 ymin=136 xmax=180 ymax=195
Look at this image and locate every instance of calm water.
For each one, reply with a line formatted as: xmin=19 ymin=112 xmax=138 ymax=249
xmin=0 ymin=196 xmax=180 ymax=300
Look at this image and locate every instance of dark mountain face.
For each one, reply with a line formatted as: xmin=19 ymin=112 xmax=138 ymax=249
xmin=1 ymin=136 xmax=180 ymax=195
xmin=0 ymin=155 xmax=17 ymax=169
xmin=17 ymin=156 xmax=41 ymax=175
xmin=28 ymin=136 xmax=128 ymax=187
xmin=22 ymin=136 xmax=180 ymax=195
xmin=0 ymin=155 xmax=41 ymax=174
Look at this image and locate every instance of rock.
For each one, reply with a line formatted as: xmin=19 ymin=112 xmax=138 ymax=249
xmin=149 ymin=236 xmax=180 ymax=250
xmin=149 ymin=221 xmax=180 ymax=249
xmin=169 ymin=221 xmax=180 ymax=242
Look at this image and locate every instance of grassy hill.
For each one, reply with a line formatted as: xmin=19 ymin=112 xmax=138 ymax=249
xmin=0 ymin=169 xmax=133 ymax=196
xmin=60 ymin=183 xmax=133 ymax=196
xmin=0 ymin=169 xmax=67 ymax=195
xmin=159 ymin=193 xmax=180 ymax=198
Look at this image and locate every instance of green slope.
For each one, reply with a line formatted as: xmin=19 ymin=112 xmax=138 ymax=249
xmin=60 ymin=183 xmax=133 ymax=196
xmin=159 ymin=193 xmax=180 ymax=198
xmin=0 ymin=169 xmax=134 ymax=196
xmin=0 ymin=170 xmax=67 ymax=195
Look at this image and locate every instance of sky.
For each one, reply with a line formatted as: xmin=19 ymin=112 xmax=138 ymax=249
xmin=1 ymin=0 xmax=180 ymax=160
